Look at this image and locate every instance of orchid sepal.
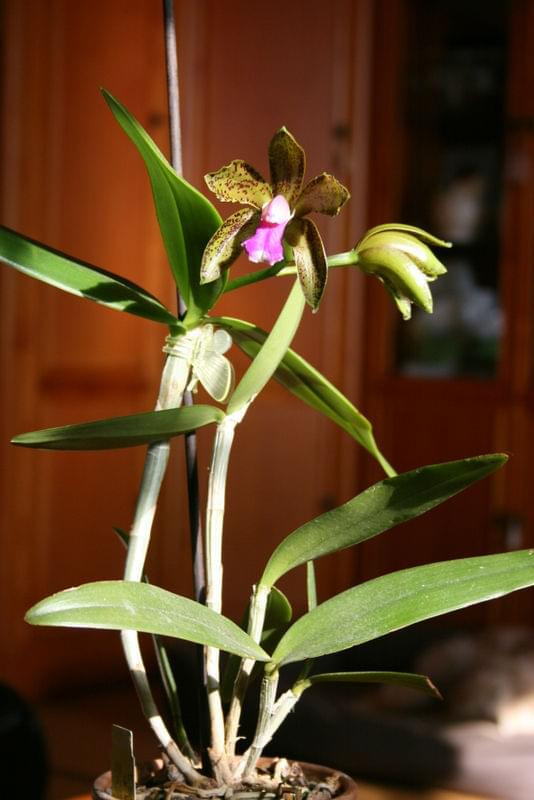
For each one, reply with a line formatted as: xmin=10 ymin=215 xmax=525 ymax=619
xmin=294 ymin=173 xmax=350 ymax=218
xmin=201 ymin=208 xmax=259 ymax=284
xmin=268 ymin=127 xmax=305 ymax=206
xmin=205 ymin=160 xmax=272 ymax=208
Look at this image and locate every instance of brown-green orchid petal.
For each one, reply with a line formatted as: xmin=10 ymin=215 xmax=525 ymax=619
xmin=269 ymin=128 xmax=305 ymax=206
xmin=205 ymin=160 xmax=272 ymax=208
xmin=294 ymin=173 xmax=350 ymax=218
xmin=200 ymin=208 xmax=260 ymax=284
xmin=285 ymin=217 xmax=327 ymax=312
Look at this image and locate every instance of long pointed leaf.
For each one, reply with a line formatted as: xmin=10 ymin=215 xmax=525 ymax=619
xmin=271 ymin=549 xmax=534 ymax=665
xmin=12 ymin=405 xmax=225 ymax=450
xmin=260 ymin=455 xmax=506 ymax=587
xmin=25 ymin=581 xmax=269 ymax=662
xmin=296 ymin=671 xmax=440 ymax=698
xmin=0 ymin=226 xmax=179 ymax=327
xmin=214 ymin=315 xmax=394 ymax=475
xmin=102 ymin=90 xmax=225 ymax=320
xmin=227 ymin=281 xmax=305 ymax=414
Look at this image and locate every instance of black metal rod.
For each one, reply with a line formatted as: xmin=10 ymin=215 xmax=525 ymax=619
xmin=163 ymin=0 xmax=183 ymax=179
xmin=162 ymin=0 xmax=209 ymax=764
xmin=162 ymin=0 xmax=205 ymax=607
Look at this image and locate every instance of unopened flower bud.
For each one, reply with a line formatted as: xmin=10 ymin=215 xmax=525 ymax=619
xmin=355 ymin=224 xmax=450 ymax=320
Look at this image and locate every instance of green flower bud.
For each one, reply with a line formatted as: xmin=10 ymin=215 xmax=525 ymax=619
xmin=355 ymin=224 xmax=451 ymax=320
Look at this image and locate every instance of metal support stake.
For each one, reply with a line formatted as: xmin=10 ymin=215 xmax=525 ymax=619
xmin=162 ymin=0 xmax=210 ymax=769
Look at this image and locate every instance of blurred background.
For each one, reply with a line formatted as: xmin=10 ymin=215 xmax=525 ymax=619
xmin=2 ymin=1 xmax=534 ymax=798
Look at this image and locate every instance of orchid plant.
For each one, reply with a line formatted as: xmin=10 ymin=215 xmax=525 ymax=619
xmin=3 ymin=90 xmax=534 ymax=796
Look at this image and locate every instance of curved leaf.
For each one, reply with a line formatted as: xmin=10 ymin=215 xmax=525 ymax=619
xmin=295 ymin=671 xmax=440 ymax=698
xmin=213 ymin=315 xmax=394 ymax=475
xmin=102 ymin=90 xmax=225 ymax=320
xmin=0 ymin=226 xmax=179 ymax=327
xmin=12 ymin=405 xmax=225 ymax=450
xmin=271 ymin=549 xmax=534 ymax=666
xmin=227 ymin=281 xmax=305 ymax=414
xmin=260 ymin=455 xmax=506 ymax=587
xmin=25 ymin=581 xmax=269 ymax=662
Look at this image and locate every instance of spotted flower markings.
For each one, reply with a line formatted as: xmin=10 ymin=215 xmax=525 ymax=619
xmin=200 ymin=128 xmax=350 ymax=310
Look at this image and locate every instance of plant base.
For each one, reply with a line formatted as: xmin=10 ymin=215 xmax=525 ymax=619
xmin=92 ymin=757 xmax=358 ymax=800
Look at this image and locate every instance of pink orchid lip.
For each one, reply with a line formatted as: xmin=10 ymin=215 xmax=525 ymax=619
xmin=262 ymin=194 xmax=291 ymax=224
xmin=243 ymin=195 xmax=292 ymax=266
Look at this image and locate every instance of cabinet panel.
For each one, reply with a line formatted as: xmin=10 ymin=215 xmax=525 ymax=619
xmin=0 ymin=1 xmax=372 ymax=695
xmin=361 ymin=0 xmax=534 ymax=628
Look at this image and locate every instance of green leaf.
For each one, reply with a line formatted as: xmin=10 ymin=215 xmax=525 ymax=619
xmin=213 ymin=315 xmax=394 ymax=475
xmin=0 ymin=226 xmax=179 ymax=327
xmin=12 ymin=405 xmax=225 ymax=450
xmin=271 ymin=549 xmax=534 ymax=665
xmin=260 ymin=455 xmax=505 ymax=588
xmin=102 ymin=90 xmax=225 ymax=320
xmin=295 ymin=671 xmax=440 ymax=699
xmin=25 ymin=581 xmax=269 ymax=662
xmin=226 ymin=281 xmax=305 ymax=414
xmin=259 ymin=586 xmax=293 ymax=646
xmin=221 ymin=587 xmax=292 ymax=702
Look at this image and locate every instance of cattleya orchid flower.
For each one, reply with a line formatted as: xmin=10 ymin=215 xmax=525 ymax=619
xmin=200 ymin=128 xmax=350 ymax=310
xmin=355 ymin=224 xmax=451 ymax=320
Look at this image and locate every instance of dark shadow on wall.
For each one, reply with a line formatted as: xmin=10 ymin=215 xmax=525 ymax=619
xmin=0 ymin=682 xmax=48 ymax=799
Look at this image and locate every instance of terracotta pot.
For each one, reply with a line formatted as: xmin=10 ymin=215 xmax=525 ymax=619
xmin=92 ymin=757 xmax=358 ymax=800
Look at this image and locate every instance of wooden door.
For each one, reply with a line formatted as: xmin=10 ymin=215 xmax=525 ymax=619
xmin=0 ymin=0 xmax=373 ymax=697
xmin=359 ymin=0 xmax=534 ymax=627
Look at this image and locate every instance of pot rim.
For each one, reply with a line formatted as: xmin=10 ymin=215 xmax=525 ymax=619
xmin=92 ymin=757 xmax=358 ymax=800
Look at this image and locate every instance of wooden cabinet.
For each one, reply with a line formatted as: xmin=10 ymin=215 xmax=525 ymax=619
xmin=3 ymin=0 xmax=533 ymax=700
xmin=0 ymin=0 xmax=372 ymax=697
xmin=359 ymin=0 xmax=534 ymax=627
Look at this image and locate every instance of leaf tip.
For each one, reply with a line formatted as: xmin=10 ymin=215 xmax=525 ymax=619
xmin=426 ymin=676 xmax=443 ymax=700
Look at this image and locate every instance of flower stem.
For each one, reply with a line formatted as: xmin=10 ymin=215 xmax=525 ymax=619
xmin=225 ymin=583 xmax=270 ymax=757
xmin=223 ymin=251 xmax=360 ymax=294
